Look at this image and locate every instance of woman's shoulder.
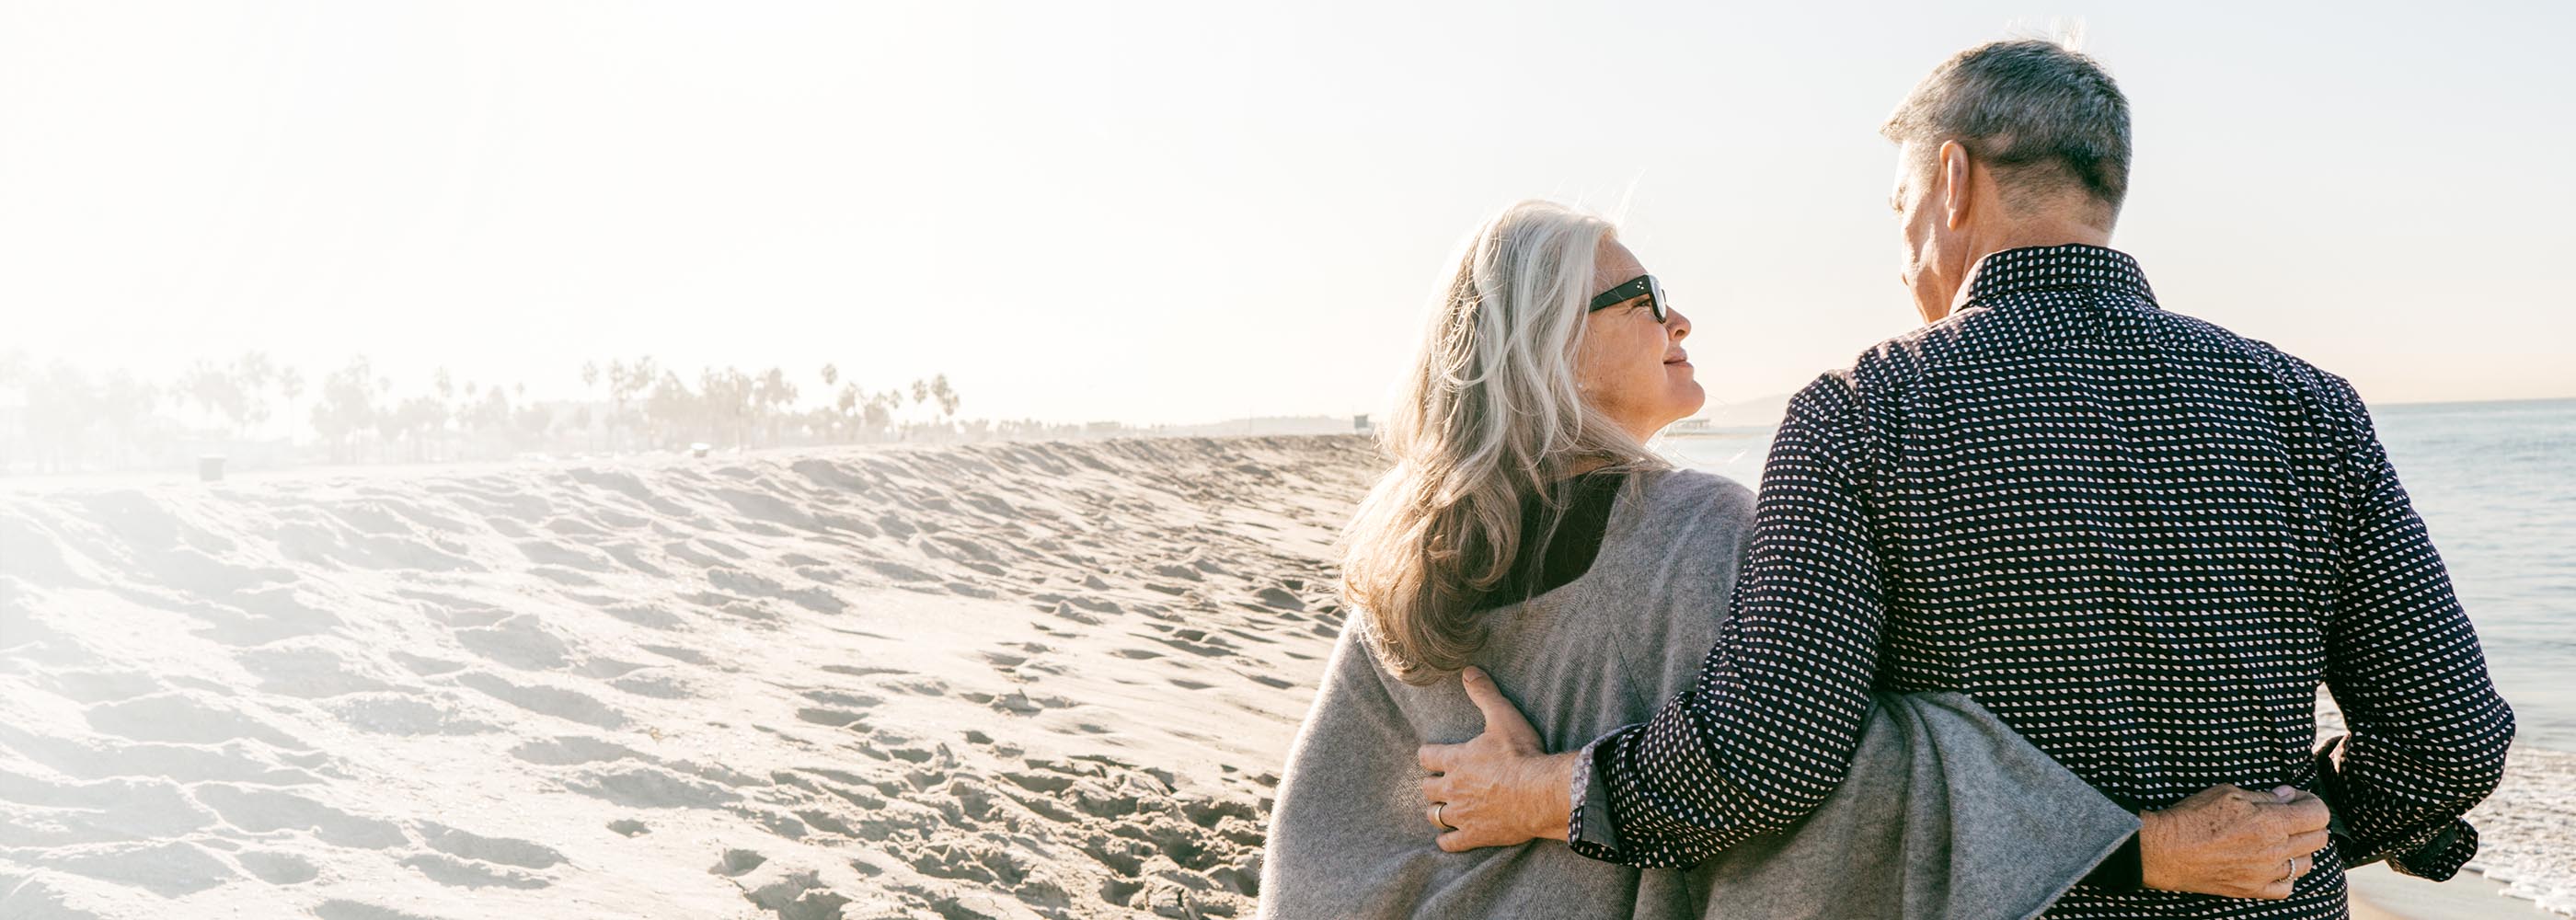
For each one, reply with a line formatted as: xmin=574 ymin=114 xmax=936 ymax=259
xmin=1625 ymin=467 xmax=1755 ymax=527
xmin=1593 ymin=467 xmax=1757 ymax=576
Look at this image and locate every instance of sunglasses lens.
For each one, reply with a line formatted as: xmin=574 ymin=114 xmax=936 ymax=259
xmin=1650 ymin=278 xmax=1669 ymax=322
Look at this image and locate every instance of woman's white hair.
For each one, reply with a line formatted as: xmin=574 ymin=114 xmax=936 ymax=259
xmin=1341 ymin=200 xmax=1668 ymax=684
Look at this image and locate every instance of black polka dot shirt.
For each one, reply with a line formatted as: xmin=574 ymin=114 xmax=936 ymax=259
xmin=1567 ymin=245 xmax=2515 ymax=917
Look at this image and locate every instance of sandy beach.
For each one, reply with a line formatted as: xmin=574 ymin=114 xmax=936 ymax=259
xmin=2349 ymin=863 xmax=2541 ymax=920
xmin=0 ymin=434 xmax=2559 ymax=917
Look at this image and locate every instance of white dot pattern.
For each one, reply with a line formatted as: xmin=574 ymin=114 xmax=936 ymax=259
xmin=1567 ymin=245 xmax=2516 ymax=918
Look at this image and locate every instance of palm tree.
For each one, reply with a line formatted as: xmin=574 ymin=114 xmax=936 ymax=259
xmin=906 ymin=378 xmax=930 ymax=439
xmin=432 ymin=368 xmax=457 ymax=461
xmin=312 ymin=357 xmax=380 ymax=463
xmin=609 ymin=356 xmax=658 ymax=452
xmin=645 ymin=370 xmax=693 ymax=449
xmin=606 ymin=359 xmax=628 ymax=447
xmin=930 ymin=374 xmax=960 ymax=425
xmin=756 ymin=366 xmax=796 ymax=447
xmin=279 ymin=366 xmax=305 ymax=448
xmin=581 ymin=360 xmax=602 ymax=451
xmin=834 ymin=382 xmax=860 ymax=443
xmin=232 ymin=351 xmax=275 ymax=437
xmin=865 ymin=390 xmax=899 ymax=442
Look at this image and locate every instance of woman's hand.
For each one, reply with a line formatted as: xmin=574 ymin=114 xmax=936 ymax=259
xmin=2140 ymin=784 xmax=2335 ymax=899
xmin=1415 ymin=667 xmax=1580 ymax=852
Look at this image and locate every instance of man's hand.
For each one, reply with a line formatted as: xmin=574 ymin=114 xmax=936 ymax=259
xmin=1415 ymin=667 xmax=1580 ymax=853
xmin=2140 ymin=784 xmax=2335 ymax=900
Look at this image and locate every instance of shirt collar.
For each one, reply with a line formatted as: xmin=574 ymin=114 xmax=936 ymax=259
xmin=1956 ymin=243 xmax=2156 ymax=309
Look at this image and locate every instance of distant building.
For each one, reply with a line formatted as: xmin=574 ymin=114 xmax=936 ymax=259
xmin=1667 ymin=418 xmax=1715 ymax=434
xmin=1353 ymin=414 xmax=1372 ymax=433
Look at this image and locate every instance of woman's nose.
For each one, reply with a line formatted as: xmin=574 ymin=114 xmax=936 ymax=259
xmin=1668 ymin=308 xmax=1691 ymax=340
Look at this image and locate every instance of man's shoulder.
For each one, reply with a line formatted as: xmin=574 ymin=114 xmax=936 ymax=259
xmin=1779 ymin=316 xmax=1972 ymax=425
xmin=2154 ymin=311 xmax=2373 ymax=425
xmin=1803 ymin=304 xmax=2371 ymax=430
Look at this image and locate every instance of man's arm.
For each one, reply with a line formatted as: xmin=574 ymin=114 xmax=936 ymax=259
xmin=1559 ymin=381 xmax=1889 ymax=867
xmin=2317 ymin=387 xmax=2515 ymax=878
xmin=1413 ymin=381 xmax=1886 ymax=866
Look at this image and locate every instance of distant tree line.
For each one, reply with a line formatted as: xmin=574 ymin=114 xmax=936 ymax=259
xmin=0 ymin=349 xmax=1090 ymax=475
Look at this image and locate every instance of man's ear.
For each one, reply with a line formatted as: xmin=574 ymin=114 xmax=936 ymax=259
xmin=1939 ymin=140 xmax=1973 ymax=232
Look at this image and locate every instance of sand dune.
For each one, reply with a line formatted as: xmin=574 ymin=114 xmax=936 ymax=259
xmin=0 ymin=436 xmax=1376 ymax=919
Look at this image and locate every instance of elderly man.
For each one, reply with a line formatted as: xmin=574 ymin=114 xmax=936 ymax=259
xmin=1420 ymin=39 xmax=2514 ymax=917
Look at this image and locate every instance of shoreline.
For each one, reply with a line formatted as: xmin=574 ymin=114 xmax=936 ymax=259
xmin=2350 ymin=863 xmax=2549 ymax=919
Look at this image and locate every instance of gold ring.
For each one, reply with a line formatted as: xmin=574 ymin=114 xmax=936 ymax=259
xmin=1436 ymin=801 xmax=1455 ymax=832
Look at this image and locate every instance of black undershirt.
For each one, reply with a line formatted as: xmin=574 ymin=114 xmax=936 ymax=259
xmin=1457 ymin=469 xmax=2145 ymax=889
xmin=1463 ymin=471 xmax=1625 ymax=612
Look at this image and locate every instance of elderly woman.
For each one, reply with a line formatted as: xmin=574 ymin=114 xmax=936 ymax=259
xmin=1256 ymin=201 xmax=2330 ymax=919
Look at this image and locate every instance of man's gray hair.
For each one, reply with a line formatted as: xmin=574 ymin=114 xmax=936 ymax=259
xmin=1883 ymin=39 xmax=2131 ymax=215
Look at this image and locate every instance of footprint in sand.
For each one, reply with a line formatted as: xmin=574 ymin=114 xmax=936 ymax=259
xmin=400 ymin=852 xmax=552 ymax=890
xmin=86 ymin=693 xmax=307 ymax=750
xmin=454 ymin=671 xmax=628 ymax=730
xmin=453 ymin=614 xmax=577 ymax=671
xmin=416 ymin=822 xmax=566 ymax=870
xmin=313 ymin=899 xmax=456 ymax=920
xmin=608 ymin=669 xmax=697 ymax=699
xmin=328 ymin=692 xmax=501 ymax=736
xmin=600 ymin=602 xmax=688 ymax=630
xmin=563 ymin=764 xmax=743 ymax=810
xmin=234 ymin=644 xmax=395 ymax=698
xmin=709 ymin=847 xmax=768 ymax=877
xmin=232 ymin=849 xmax=318 ymax=885
xmin=734 ymin=866 xmax=854 ymax=920
xmin=637 ymin=643 xmax=714 ymax=665
xmin=509 ymin=735 xmax=647 ymax=766
xmin=29 ymin=840 xmax=236 ymax=898
xmin=795 ymin=707 xmax=872 ymax=731
xmin=0 ymin=771 xmax=213 ymax=846
xmin=191 ymin=784 xmax=408 ymax=848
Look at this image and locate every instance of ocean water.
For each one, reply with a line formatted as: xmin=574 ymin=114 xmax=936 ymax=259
xmin=1664 ymin=397 xmax=2576 ymax=753
xmin=1668 ymin=397 xmax=2576 ymax=913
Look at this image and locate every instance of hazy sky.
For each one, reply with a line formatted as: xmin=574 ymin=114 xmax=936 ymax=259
xmin=3 ymin=1 xmax=2570 ymax=426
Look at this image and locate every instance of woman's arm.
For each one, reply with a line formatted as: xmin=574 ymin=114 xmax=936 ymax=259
xmin=1257 ymin=615 xmax=1428 ymax=920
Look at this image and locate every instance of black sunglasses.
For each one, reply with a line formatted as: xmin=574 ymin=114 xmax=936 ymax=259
xmin=1587 ymin=274 xmax=1668 ymax=323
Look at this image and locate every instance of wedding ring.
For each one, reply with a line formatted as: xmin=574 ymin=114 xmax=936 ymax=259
xmin=1436 ymin=802 xmax=1455 ymax=832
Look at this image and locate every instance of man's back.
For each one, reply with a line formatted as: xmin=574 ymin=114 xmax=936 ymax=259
xmin=1567 ymin=245 xmax=2513 ymax=919
xmin=1869 ymin=243 xmax=2374 ymax=803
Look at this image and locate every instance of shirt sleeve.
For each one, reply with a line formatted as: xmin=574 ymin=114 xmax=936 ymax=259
xmin=1567 ymin=378 xmax=1886 ymax=868
xmin=2317 ymin=385 xmax=2515 ymax=880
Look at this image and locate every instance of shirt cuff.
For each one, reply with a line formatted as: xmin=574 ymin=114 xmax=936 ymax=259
xmin=2387 ymin=820 xmax=2476 ymax=880
xmin=1565 ymin=728 xmax=1630 ymax=862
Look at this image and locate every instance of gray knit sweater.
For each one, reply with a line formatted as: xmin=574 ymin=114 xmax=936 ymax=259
xmin=1259 ymin=468 xmax=2139 ymax=919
